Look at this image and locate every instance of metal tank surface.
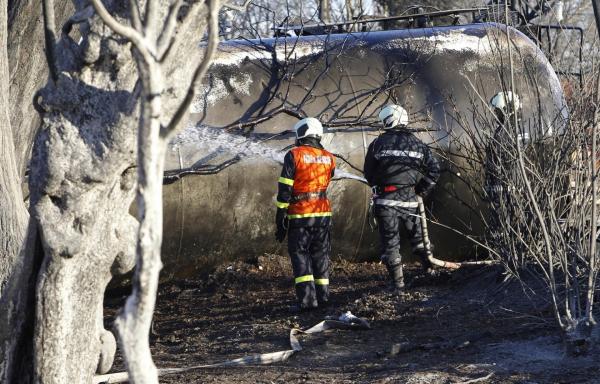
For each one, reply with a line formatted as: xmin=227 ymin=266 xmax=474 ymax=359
xmin=160 ymin=22 xmax=567 ymax=278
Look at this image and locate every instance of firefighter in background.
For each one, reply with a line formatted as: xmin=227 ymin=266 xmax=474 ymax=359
xmin=485 ymin=91 xmax=522 ymax=251
xmin=486 ymin=91 xmax=521 ymax=195
xmin=275 ymin=117 xmax=336 ymax=312
xmin=364 ymin=104 xmax=440 ymax=293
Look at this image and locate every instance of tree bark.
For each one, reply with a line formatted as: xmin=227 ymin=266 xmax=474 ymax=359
xmin=319 ymin=0 xmax=331 ymax=23
xmin=0 ymin=1 xmax=37 ymax=381
xmin=2 ymin=0 xmax=220 ymax=380
xmin=28 ymin=4 xmax=140 ymax=381
xmin=0 ymin=0 xmax=27 ymax=294
xmin=98 ymin=0 xmax=219 ymax=380
xmin=7 ymin=0 xmax=73 ymax=175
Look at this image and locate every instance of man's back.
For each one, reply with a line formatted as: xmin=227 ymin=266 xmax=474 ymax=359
xmin=364 ymin=130 xmax=439 ymax=201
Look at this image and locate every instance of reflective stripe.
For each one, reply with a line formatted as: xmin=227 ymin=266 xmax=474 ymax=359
xmin=278 ymin=177 xmax=294 ymax=186
xmin=302 ymin=154 xmax=332 ymax=164
xmin=275 ymin=200 xmax=290 ymax=209
xmin=315 ymin=278 xmax=329 ymax=285
xmin=287 ymin=212 xmax=332 ymax=219
xmin=290 ymin=191 xmax=327 ymax=203
xmin=375 ymin=150 xmax=423 ymax=160
xmin=295 ymin=275 xmax=314 ymax=284
xmin=374 ymin=199 xmax=419 ymax=208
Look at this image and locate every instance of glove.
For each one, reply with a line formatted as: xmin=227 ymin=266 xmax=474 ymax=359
xmin=275 ymin=208 xmax=288 ymax=243
xmin=415 ymin=178 xmax=435 ymax=197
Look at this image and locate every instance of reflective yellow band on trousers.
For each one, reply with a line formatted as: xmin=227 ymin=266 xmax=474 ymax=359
xmin=275 ymin=201 xmax=290 ymax=209
xmin=314 ymin=278 xmax=329 ymax=285
xmin=295 ymin=275 xmax=314 ymax=284
xmin=278 ymin=177 xmax=294 ymax=186
xmin=287 ymin=212 xmax=332 ymax=219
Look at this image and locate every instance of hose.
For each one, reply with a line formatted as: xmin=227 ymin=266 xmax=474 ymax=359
xmin=417 ymin=195 xmax=496 ymax=269
xmin=93 ymin=314 xmax=370 ymax=383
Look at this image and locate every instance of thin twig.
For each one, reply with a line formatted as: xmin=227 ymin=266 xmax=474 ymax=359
xmin=129 ymin=0 xmax=143 ymax=32
xmin=144 ymin=0 xmax=160 ymax=40
xmin=162 ymin=0 xmax=221 ymax=138
xmin=42 ymin=0 xmax=58 ymax=82
xmin=157 ymin=0 xmax=185 ymax=59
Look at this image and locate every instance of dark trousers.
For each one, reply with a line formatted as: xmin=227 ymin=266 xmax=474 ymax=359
xmin=375 ymin=206 xmax=431 ymax=269
xmin=288 ymin=225 xmax=331 ymax=308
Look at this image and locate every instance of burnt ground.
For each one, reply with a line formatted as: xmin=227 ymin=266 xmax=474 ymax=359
xmin=104 ymin=255 xmax=600 ymax=383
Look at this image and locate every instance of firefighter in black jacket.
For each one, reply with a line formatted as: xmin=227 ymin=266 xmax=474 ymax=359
xmin=364 ymin=104 xmax=440 ymax=292
xmin=485 ymin=91 xmax=522 ymax=204
xmin=275 ymin=117 xmax=336 ymax=312
xmin=485 ymin=91 xmax=522 ymax=250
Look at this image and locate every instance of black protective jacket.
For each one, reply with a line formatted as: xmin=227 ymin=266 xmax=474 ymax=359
xmin=364 ymin=129 xmax=440 ymax=201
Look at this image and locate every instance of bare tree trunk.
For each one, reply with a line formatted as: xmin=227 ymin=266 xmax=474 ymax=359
xmin=2 ymin=0 xmax=226 ymax=379
xmin=319 ymin=0 xmax=331 ymax=23
xmin=92 ymin=0 xmax=221 ymax=380
xmin=345 ymin=0 xmax=353 ymax=22
xmin=115 ymin=64 xmax=166 ymax=383
xmin=0 ymin=0 xmax=27 ymax=294
xmin=26 ymin=2 xmax=140 ymax=381
xmin=1 ymin=1 xmax=76 ymax=381
xmin=30 ymin=107 xmax=138 ymax=383
xmin=0 ymin=1 xmax=37 ymax=381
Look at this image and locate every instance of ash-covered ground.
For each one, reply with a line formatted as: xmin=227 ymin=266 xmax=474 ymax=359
xmin=104 ymin=255 xmax=600 ymax=383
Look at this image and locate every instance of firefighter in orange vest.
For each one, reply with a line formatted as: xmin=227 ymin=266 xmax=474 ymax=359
xmin=275 ymin=117 xmax=336 ymax=312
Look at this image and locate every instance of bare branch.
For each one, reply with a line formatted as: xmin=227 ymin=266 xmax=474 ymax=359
xmin=222 ymin=106 xmax=303 ymax=131
xmin=157 ymin=0 xmax=185 ymax=59
xmin=144 ymin=0 xmax=160 ymax=40
xmin=42 ymin=0 xmax=58 ymax=82
xmin=162 ymin=0 xmax=221 ymax=138
xmin=158 ymin=1 xmax=207 ymax=63
xmin=129 ymin=0 xmax=143 ymax=33
xmin=89 ymin=0 xmax=156 ymax=63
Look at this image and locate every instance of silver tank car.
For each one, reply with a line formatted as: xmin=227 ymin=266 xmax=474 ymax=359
xmin=160 ymin=23 xmax=567 ymax=278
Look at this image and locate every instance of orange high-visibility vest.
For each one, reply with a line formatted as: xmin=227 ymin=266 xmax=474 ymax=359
xmin=287 ymin=146 xmax=335 ymax=219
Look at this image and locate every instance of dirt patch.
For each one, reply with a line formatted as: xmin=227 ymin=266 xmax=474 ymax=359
xmin=104 ymin=255 xmax=600 ymax=383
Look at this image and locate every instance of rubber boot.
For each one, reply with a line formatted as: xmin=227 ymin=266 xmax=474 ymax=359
xmin=385 ymin=262 xmax=405 ymax=293
xmin=288 ymin=302 xmax=318 ymax=314
xmin=316 ymin=285 xmax=329 ymax=306
xmin=415 ymin=249 xmax=435 ymax=275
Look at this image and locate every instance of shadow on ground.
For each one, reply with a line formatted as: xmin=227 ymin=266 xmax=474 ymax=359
xmin=104 ymin=255 xmax=600 ymax=383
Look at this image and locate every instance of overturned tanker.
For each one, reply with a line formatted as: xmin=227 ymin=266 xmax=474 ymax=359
xmin=160 ymin=22 xmax=567 ymax=279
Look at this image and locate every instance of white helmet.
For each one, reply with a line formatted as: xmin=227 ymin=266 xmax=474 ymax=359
xmin=490 ymin=91 xmax=521 ymax=113
xmin=294 ymin=117 xmax=323 ymax=139
xmin=378 ymin=104 xmax=409 ymax=129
